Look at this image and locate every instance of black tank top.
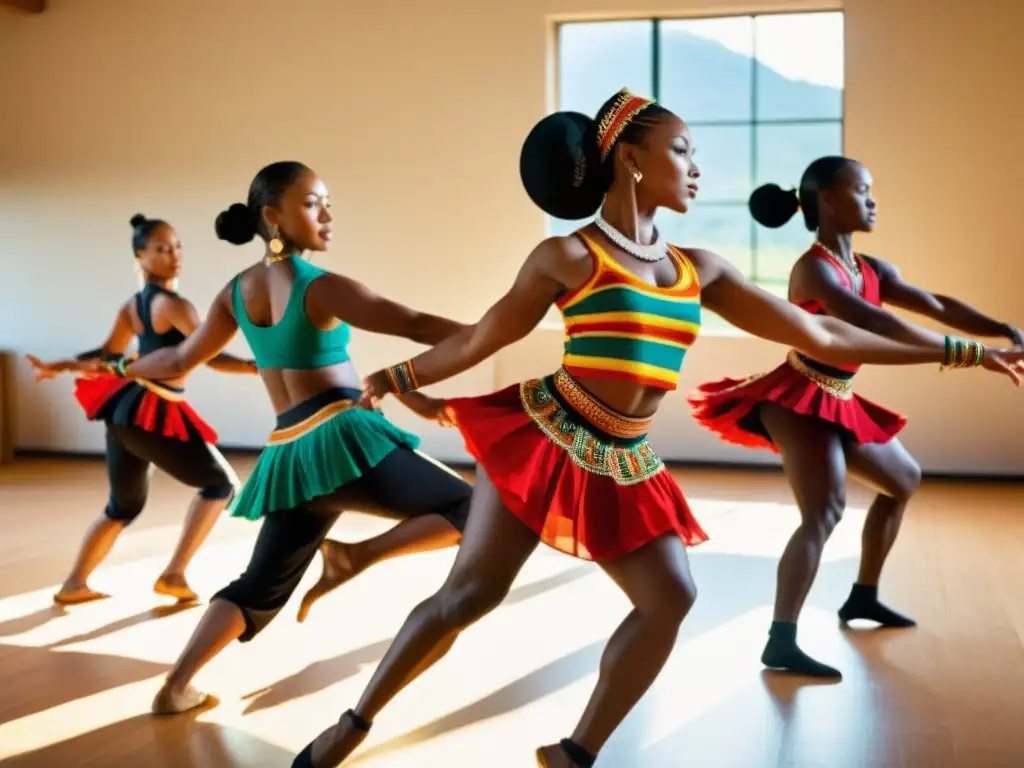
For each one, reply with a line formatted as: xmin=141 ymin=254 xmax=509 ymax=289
xmin=136 ymin=284 xmax=186 ymax=355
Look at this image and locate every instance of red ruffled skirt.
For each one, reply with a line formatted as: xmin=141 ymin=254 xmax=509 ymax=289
xmin=688 ymin=350 xmax=906 ymax=453
xmin=443 ymin=369 xmax=708 ymax=561
xmin=73 ymin=374 xmax=218 ymax=444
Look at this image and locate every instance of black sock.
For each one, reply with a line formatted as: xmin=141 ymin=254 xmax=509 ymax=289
xmin=560 ymin=739 xmax=596 ymax=767
xmin=761 ymin=621 xmax=841 ymax=678
xmin=838 ymin=583 xmax=916 ymax=627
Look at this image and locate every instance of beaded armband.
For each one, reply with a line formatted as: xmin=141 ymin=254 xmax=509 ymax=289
xmin=99 ymin=358 xmax=129 ymax=378
xmin=384 ymin=360 xmax=420 ymax=394
xmin=941 ymin=336 xmax=984 ymax=370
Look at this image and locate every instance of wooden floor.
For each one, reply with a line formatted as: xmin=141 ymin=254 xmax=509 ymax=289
xmin=0 ymin=456 xmax=1021 ymax=767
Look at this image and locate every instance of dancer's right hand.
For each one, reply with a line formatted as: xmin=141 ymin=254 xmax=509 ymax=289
xmin=981 ymin=346 xmax=1024 ymax=385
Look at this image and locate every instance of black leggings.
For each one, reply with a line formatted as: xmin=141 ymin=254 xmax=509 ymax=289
xmin=104 ymin=424 xmax=238 ymax=524
xmin=214 ymin=446 xmax=472 ymax=641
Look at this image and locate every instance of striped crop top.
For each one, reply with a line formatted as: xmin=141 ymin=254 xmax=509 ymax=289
xmin=556 ymin=232 xmax=702 ymax=391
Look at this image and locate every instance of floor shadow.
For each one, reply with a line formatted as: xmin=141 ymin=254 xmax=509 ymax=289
xmin=242 ymin=564 xmax=595 ymax=715
xmin=242 ymin=637 xmax=393 ymax=715
xmin=0 ymin=642 xmax=169 ymax=726
xmin=1 ymin=709 xmax=298 ymax=767
xmin=45 ymin=602 xmax=199 ymax=649
xmin=346 ymin=640 xmax=605 ymax=765
xmin=0 ymin=603 xmax=68 ymax=637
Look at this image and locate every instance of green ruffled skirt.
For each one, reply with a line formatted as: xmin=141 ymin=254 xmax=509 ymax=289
xmin=228 ymin=389 xmax=421 ymax=521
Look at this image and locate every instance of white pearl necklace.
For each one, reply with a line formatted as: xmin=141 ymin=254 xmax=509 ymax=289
xmin=595 ymin=215 xmax=668 ymax=262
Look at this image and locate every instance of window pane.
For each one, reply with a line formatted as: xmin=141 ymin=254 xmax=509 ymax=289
xmin=657 ymin=203 xmax=752 ymax=275
xmin=688 ymin=125 xmax=751 ymax=203
xmin=755 ymin=121 xmax=843 ymax=189
xmin=659 ymin=17 xmax=753 ymax=122
xmin=558 ymin=21 xmax=654 ymax=117
xmin=755 ymin=12 xmax=844 ymax=121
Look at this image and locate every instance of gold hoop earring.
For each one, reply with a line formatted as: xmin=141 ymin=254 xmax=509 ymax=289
xmin=632 ymin=170 xmax=643 ymax=184
xmin=267 ymin=224 xmax=285 ymax=255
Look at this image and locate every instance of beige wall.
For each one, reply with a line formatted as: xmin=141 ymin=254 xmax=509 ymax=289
xmin=1 ymin=0 xmax=1021 ymax=474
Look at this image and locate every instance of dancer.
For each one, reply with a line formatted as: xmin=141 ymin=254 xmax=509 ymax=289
xmin=110 ymin=162 xmax=474 ymax=715
xmin=292 ymin=90 xmax=1024 ymax=768
xmin=26 ymin=213 xmax=254 ymax=605
xmin=688 ymin=156 xmax=1024 ymax=678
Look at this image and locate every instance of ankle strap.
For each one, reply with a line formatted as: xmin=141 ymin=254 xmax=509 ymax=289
xmin=344 ymin=709 xmax=372 ymax=732
xmin=560 ymin=738 xmax=596 ymax=767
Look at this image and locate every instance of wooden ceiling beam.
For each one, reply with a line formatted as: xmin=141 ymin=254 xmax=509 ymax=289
xmin=0 ymin=0 xmax=45 ymax=14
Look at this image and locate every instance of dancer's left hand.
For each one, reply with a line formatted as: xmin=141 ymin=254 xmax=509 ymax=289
xmin=1005 ymin=325 xmax=1024 ymax=347
xmin=25 ymin=354 xmax=59 ymax=382
xmin=360 ymin=369 xmax=392 ymax=410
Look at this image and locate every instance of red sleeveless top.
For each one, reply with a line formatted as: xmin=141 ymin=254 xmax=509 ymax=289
xmin=793 ymin=243 xmax=882 ymax=374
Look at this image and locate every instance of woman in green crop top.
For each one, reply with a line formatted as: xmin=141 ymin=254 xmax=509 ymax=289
xmin=120 ymin=161 xmax=474 ymax=715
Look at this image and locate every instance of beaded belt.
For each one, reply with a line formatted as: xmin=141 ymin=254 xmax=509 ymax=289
xmin=785 ymin=350 xmax=854 ymax=400
xmin=266 ymin=399 xmax=359 ymax=446
xmin=553 ymin=368 xmax=653 ymax=439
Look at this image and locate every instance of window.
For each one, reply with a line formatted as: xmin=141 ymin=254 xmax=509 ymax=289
xmin=553 ymin=12 xmax=844 ymax=326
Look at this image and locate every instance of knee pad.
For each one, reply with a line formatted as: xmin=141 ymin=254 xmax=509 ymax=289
xmin=200 ymin=482 xmax=237 ymax=501
xmin=104 ymin=498 xmax=144 ymax=524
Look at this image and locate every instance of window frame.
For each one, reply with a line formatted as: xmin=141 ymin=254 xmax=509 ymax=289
xmin=552 ymin=10 xmax=845 ymax=291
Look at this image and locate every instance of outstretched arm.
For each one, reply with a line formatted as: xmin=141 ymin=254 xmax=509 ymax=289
xmin=125 ymin=283 xmax=240 ymax=380
xmin=314 ymin=274 xmax=468 ymax=345
xmin=165 ymin=297 xmax=256 ymax=374
xmin=865 ymin=256 xmax=1023 ymax=345
xmin=791 ymin=256 xmax=946 ymax=347
xmin=364 ymin=238 xmax=571 ymax=397
xmin=695 ymin=250 xmax=1024 ymax=382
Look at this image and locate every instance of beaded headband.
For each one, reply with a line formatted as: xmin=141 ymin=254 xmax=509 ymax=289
xmin=596 ymin=88 xmax=655 ymax=161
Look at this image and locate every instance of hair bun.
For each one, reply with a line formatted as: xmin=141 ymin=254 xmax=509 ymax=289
xmin=215 ymin=202 xmax=258 ymax=245
xmin=130 ymin=213 xmax=147 ymax=228
xmin=520 ymin=111 xmax=609 ymax=220
xmin=748 ymin=184 xmax=800 ymax=229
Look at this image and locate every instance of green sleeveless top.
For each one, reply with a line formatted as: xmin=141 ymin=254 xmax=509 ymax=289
xmin=232 ymin=257 xmax=351 ymax=370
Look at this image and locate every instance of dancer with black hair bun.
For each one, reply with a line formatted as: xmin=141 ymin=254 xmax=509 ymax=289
xmin=27 ymin=214 xmax=254 ymax=605
xmin=689 ymin=156 xmax=1024 ymax=678
xmin=115 ymin=162 xmax=475 ymax=715
xmin=294 ymin=93 xmax=1024 ymax=767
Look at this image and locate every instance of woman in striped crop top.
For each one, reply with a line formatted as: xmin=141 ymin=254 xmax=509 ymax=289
xmin=294 ymin=93 xmax=1024 ymax=767
xmin=115 ymin=162 xmax=476 ymax=716
xmin=690 ymin=157 xmax=1024 ymax=680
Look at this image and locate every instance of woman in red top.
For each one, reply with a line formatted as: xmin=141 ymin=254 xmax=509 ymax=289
xmin=690 ymin=156 xmax=1023 ymax=678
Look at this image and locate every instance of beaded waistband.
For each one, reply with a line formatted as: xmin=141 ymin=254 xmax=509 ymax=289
xmin=267 ymin=396 xmax=360 ymax=446
xmin=552 ymin=367 xmax=653 ymax=439
xmin=786 ymin=350 xmax=853 ymax=400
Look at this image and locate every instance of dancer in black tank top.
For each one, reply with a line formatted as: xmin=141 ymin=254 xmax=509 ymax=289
xmin=27 ymin=214 xmax=256 ymax=604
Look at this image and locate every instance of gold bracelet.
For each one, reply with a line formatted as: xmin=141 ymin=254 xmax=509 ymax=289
xmin=385 ymin=361 xmax=420 ymax=394
xmin=941 ymin=336 xmax=984 ymax=371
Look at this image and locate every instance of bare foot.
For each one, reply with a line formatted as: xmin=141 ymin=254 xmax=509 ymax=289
xmin=297 ymin=540 xmax=358 ymax=623
xmin=154 ymin=573 xmax=199 ymax=603
xmin=535 ymin=744 xmax=578 ymax=767
xmin=305 ymin=712 xmax=371 ymax=766
xmin=151 ymin=681 xmax=211 ymax=715
xmin=53 ymin=582 xmax=109 ymax=605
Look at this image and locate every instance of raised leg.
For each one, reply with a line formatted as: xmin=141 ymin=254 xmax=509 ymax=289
xmin=297 ymin=447 xmax=471 ymax=622
xmin=759 ymin=403 xmax=847 ymax=678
